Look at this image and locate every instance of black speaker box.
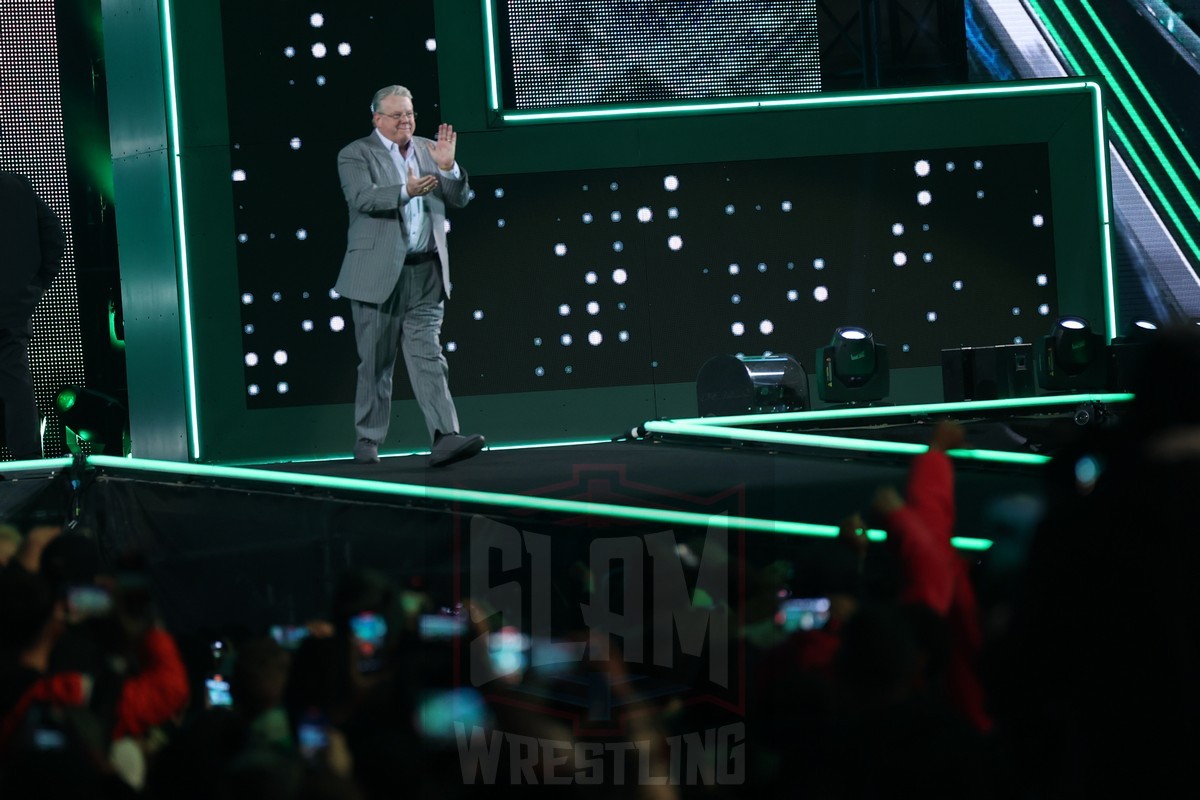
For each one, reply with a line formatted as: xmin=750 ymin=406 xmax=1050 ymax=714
xmin=941 ymin=343 xmax=1035 ymax=402
xmin=1107 ymin=339 xmax=1147 ymax=392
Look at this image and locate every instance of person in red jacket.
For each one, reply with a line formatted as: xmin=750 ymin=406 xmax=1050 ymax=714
xmin=0 ymin=532 xmax=189 ymax=780
xmin=747 ymin=424 xmax=993 ymax=795
xmin=852 ymin=421 xmax=991 ymax=733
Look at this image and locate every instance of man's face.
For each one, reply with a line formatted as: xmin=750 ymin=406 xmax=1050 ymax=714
xmin=373 ymin=95 xmax=416 ymax=148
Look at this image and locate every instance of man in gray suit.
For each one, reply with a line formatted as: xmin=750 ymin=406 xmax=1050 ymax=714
xmin=0 ymin=172 xmax=64 ymax=461
xmin=335 ymin=85 xmax=484 ymax=466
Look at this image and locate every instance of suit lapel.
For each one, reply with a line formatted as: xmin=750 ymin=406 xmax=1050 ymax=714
xmin=363 ymin=134 xmax=399 ymax=184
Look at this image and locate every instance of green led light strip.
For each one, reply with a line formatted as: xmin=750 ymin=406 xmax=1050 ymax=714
xmin=1076 ymin=0 xmax=1200 ymax=192
xmin=85 ymin=455 xmax=992 ymax=551
xmin=216 ymin=450 xmax=425 ymax=468
xmin=217 ymin=438 xmax=614 ymax=468
xmin=1085 ymin=79 xmax=1112 ymax=233
xmin=161 ymin=0 xmax=200 ymax=460
xmin=1079 ymin=77 xmax=1116 ymax=339
xmin=497 ymin=79 xmax=1098 ymax=123
xmin=1047 ymin=0 xmax=1200 ymax=261
xmin=947 ymin=537 xmax=994 ymax=552
xmin=504 ymin=99 xmax=761 ymax=123
xmin=1105 ymin=111 xmax=1199 ymax=262
xmin=0 ymin=457 xmax=74 ymax=471
xmin=1028 ymin=0 xmax=1200 ymax=267
xmin=676 ymin=393 xmax=1135 ymax=428
xmin=1106 ymin=109 xmax=1200 ymax=267
xmin=486 ymin=438 xmax=612 ymax=452
xmin=482 ymin=0 xmax=500 ymax=111
xmin=86 ymin=455 xmax=837 ymax=537
xmin=643 ymin=420 xmax=1050 ymax=466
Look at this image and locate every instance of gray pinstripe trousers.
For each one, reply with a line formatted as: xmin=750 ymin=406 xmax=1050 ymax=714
xmin=349 ymin=260 xmax=459 ymax=446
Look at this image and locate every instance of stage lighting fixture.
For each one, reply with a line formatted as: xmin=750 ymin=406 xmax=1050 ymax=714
xmin=55 ymin=386 xmax=131 ymax=456
xmin=696 ymin=353 xmax=809 ymax=416
xmin=816 ymin=327 xmax=890 ymax=404
xmin=1123 ymin=319 xmax=1159 ymax=339
xmin=1035 ymin=316 xmax=1108 ymax=393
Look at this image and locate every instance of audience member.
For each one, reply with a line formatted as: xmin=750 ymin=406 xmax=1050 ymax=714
xmin=0 ymin=524 xmax=21 ymax=568
xmin=865 ymin=421 xmax=991 ymax=733
xmin=0 ymin=529 xmax=189 ymax=796
xmin=997 ymin=326 xmax=1200 ymax=795
xmin=11 ymin=331 xmax=1200 ymax=799
xmin=0 ymin=171 xmax=64 ymax=462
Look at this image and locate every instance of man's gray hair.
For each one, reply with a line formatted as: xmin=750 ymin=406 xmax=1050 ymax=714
xmin=371 ymin=85 xmax=413 ymax=113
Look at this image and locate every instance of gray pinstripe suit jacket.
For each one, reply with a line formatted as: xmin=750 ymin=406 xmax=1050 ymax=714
xmin=333 ymin=133 xmax=471 ymax=303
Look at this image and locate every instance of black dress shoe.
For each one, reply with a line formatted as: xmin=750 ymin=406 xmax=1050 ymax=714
xmin=429 ymin=433 xmax=485 ymax=467
xmin=353 ymin=439 xmax=380 ymax=464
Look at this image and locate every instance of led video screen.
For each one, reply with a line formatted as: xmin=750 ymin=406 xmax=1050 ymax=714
xmin=237 ymin=142 xmax=1059 ymax=409
xmin=0 ymin=0 xmax=86 ymax=459
xmin=494 ymin=0 xmax=822 ymax=109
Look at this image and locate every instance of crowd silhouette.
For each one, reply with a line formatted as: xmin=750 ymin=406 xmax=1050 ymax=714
xmin=4 ymin=327 xmax=1199 ymax=797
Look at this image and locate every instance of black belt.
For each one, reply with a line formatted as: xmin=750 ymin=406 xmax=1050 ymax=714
xmin=404 ymin=250 xmax=438 ymax=266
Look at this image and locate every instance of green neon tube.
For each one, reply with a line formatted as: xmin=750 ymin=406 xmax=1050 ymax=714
xmin=1028 ymin=0 xmax=1200 ymax=266
xmin=499 ymin=79 xmax=1097 ymax=123
xmin=676 ymin=393 xmax=1134 ymax=428
xmin=643 ymin=420 xmax=1050 ymax=466
xmin=161 ymin=0 xmax=200 ymax=460
xmin=86 ymin=455 xmax=993 ymax=551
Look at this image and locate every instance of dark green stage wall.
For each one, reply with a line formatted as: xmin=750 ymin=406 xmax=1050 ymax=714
xmin=101 ymin=1 xmax=1111 ymax=464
